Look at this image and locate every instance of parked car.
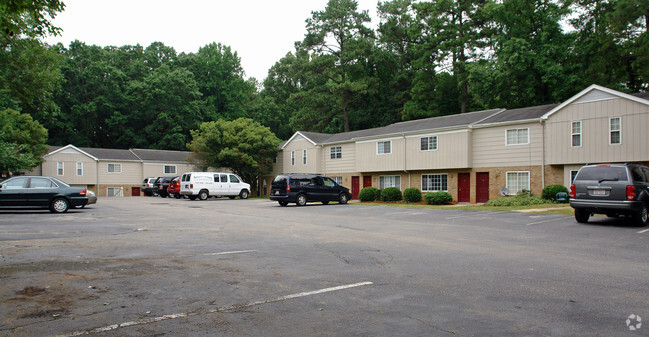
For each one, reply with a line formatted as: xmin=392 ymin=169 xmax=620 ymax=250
xmin=0 ymin=176 xmax=88 ymax=213
xmin=167 ymin=177 xmax=183 ymax=199
xmin=570 ymin=163 xmax=649 ymax=225
xmin=155 ymin=176 xmax=176 ymax=198
xmin=79 ymin=190 xmax=97 ymax=208
xmin=180 ymin=172 xmax=250 ymax=200
xmin=270 ymin=174 xmax=350 ymax=206
xmin=141 ymin=177 xmax=158 ymax=196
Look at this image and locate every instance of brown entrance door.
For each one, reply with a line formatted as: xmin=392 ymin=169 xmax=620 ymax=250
xmin=476 ymin=172 xmax=490 ymax=203
xmin=352 ymin=176 xmax=360 ymax=199
xmin=132 ymin=187 xmax=141 ymax=196
xmin=363 ymin=176 xmax=372 ymax=188
xmin=458 ymin=173 xmax=470 ymax=203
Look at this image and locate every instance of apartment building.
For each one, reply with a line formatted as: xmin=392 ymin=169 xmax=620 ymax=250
xmin=265 ymin=85 xmax=649 ymax=203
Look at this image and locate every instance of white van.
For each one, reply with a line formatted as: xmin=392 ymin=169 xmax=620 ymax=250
xmin=180 ymin=172 xmax=250 ymax=200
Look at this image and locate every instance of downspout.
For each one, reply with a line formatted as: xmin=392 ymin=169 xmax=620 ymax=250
xmin=541 ymin=119 xmax=545 ymax=189
xmin=403 ymin=134 xmax=410 ymax=188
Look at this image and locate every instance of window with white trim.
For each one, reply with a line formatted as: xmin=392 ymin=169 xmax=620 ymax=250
xmin=421 ymin=174 xmax=448 ymax=191
xmin=506 ymin=171 xmax=530 ymax=195
xmin=164 ymin=165 xmax=176 ymax=174
xmin=330 ymin=146 xmax=342 ymax=159
xmin=107 ymin=163 xmax=122 ymax=173
xmin=57 ymin=162 xmax=64 ymax=176
xmin=76 ymin=162 xmax=83 ymax=176
xmin=291 ymin=151 xmax=295 ymax=166
xmin=303 ymin=149 xmax=307 ymax=165
xmin=107 ymin=187 xmax=123 ymax=197
xmin=332 ymin=176 xmax=343 ymax=186
xmin=571 ymin=121 xmax=581 ymax=147
xmin=420 ymin=136 xmax=438 ymax=151
xmin=377 ymin=141 xmax=391 ymax=154
xmin=506 ymin=128 xmax=529 ymax=146
xmin=610 ymin=117 xmax=621 ymax=145
xmin=379 ymin=175 xmax=400 ymax=189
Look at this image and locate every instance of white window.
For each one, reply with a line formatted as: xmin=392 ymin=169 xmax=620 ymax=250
xmin=610 ymin=117 xmax=621 ymax=145
xmin=107 ymin=187 xmax=123 ymax=197
xmin=421 ymin=136 xmax=438 ymax=151
xmin=291 ymin=151 xmax=295 ymax=166
xmin=377 ymin=141 xmax=392 ymax=154
xmin=506 ymin=128 xmax=529 ymax=146
xmin=330 ymin=146 xmax=342 ymax=159
xmin=421 ymin=174 xmax=448 ymax=192
xmin=107 ymin=163 xmax=122 ymax=173
xmin=379 ymin=175 xmax=400 ymax=189
xmin=303 ymin=149 xmax=307 ymax=165
xmin=506 ymin=171 xmax=530 ymax=195
xmin=57 ymin=162 xmax=64 ymax=176
xmin=332 ymin=176 xmax=343 ymax=186
xmin=571 ymin=121 xmax=581 ymax=147
xmin=164 ymin=165 xmax=176 ymax=174
xmin=76 ymin=162 xmax=83 ymax=176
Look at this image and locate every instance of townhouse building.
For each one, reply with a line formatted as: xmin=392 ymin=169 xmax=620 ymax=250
xmin=265 ymin=85 xmax=649 ymax=203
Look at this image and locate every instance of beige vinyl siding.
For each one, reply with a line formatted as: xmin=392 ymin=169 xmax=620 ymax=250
xmin=356 ymin=137 xmax=405 ymax=172
xmin=142 ymin=163 xmax=195 ymax=178
xmin=472 ymin=123 xmax=543 ymax=168
xmin=271 ymin=151 xmax=284 ymax=175
xmin=98 ymin=161 xmax=141 ymax=185
xmin=281 ymin=138 xmax=321 ymax=174
xmin=545 ymin=97 xmax=649 ymax=164
xmin=41 ymin=152 xmax=98 ymax=185
xmin=406 ymin=131 xmax=471 ymax=170
xmin=325 ymin=143 xmax=356 ymax=173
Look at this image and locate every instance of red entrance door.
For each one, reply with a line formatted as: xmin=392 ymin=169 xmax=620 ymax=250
xmin=458 ymin=173 xmax=470 ymax=203
xmin=476 ymin=172 xmax=490 ymax=203
xmin=352 ymin=176 xmax=360 ymax=199
xmin=363 ymin=176 xmax=372 ymax=188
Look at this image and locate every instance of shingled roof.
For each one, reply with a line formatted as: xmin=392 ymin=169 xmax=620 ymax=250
xmin=130 ymin=148 xmax=192 ymax=163
xmin=476 ymin=104 xmax=557 ymax=125
xmin=47 ymin=145 xmax=191 ymax=162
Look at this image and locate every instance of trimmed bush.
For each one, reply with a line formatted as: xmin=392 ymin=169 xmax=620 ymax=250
xmin=542 ymin=184 xmax=569 ymax=201
xmin=484 ymin=195 xmax=548 ymax=206
xmin=403 ymin=188 xmax=422 ymax=203
xmin=380 ymin=187 xmax=403 ymax=201
xmin=359 ymin=187 xmax=380 ymax=202
xmin=424 ymin=191 xmax=453 ymax=205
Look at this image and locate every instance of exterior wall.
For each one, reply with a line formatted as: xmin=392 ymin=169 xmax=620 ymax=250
xmin=324 ymin=143 xmax=356 ymax=173
xmin=356 ymin=137 xmax=406 ymax=172
xmin=42 ymin=152 xmax=98 ymax=185
xmin=142 ymin=162 xmax=196 ymax=179
xmin=281 ymin=137 xmax=321 ymax=174
xmin=545 ymin=97 xmax=649 ymax=164
xmin=472 ymin=122 xmax=543 ymax=168
xmin=97 ymin=161 xmax=142 ymax=185
xmin=405 ymin=130 xmax=472 ymax=170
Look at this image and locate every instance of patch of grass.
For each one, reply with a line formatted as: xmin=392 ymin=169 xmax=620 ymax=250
xmin=354 ymin=201 xmax=572 ymax=214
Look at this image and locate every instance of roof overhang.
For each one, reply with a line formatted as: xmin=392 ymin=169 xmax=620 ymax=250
xmin=45 ymin=144 xmax=99 ymax=161
xmin=280 ymin=131 xmax=319 ymax=149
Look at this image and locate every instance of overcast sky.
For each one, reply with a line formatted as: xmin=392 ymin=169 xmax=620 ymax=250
xmin=45 ymin=0 xmax=380 ymax=81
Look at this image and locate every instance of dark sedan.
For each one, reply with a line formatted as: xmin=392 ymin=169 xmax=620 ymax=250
xmin=0 ymin=176 xmax=88 ymax=213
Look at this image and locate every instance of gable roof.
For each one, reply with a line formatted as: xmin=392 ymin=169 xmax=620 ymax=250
xmin=130 ymin=148 xmax=192 ymax=163
xmin=46 ymin=144 xmax=192 ymax=162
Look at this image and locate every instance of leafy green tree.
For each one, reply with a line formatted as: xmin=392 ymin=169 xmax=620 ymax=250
xmin=0 ymin=0 xmax=65 ymax=47
xmin=0 ymin=108 xmax=48 ymax=173
xmin=188 ymin=118 xmax=281 ymax=194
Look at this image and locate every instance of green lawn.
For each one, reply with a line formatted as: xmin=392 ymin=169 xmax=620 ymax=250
xmin=353 ymin=201 xmax=573 ymax=215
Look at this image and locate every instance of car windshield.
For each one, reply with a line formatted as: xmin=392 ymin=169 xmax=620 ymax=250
xmin=576 ymin=166 xmax=628 ymax=182
xmin=50 ymin=177 xmax=70 ymax=187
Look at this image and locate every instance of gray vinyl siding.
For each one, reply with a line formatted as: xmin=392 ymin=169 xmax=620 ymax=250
xmin=545 ymin=97 xmax=649 ymax=164
xmin=472 ymin=123 xmax=543 ymax=168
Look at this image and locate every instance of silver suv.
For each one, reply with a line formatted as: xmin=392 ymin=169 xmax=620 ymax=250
xmin=570 ymin=163 xmax=649 ymax=225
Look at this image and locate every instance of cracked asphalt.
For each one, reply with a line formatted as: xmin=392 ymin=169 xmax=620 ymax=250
xmin=1 ymin=197 xmax=647 ymax=336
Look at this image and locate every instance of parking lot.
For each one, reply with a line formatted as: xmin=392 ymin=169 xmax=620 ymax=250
xmin=1 ymin=197 xmax=647 ymax=336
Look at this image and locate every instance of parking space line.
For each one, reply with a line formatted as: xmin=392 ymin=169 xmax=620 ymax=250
xmin=526 ymin=217 xmax=572 ymax=226
xmin=202 ymin=250 xmax=257 ymax=256
xmin=638 ymin=228 xmax=649 ymax=234
xmin=55 ymin=281 xmax=373 ymax=337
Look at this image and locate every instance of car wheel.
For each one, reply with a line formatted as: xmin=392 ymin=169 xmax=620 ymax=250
xmin=240 ymin=190 xmax=249 ymax=199
xmin=339 ymin=193 xmax=348 ymax=204
xmin=322 ymin=201 xmax=329 ymax=205
xmin=633 ymin=204 xmax=648 ymax=226
xmin=50 ymin=198 xmax=69 ymax=213
xmin=574 ymin=208 xmax=589 ymax=223
xmin=199 ymin=190 xmax=209 ymax=201
xmin=278 ymin=201 xmax=289 ymax=207
xmin=296 ymin=194 xmax=307 ymax=206
xmin=189 ymin=195 xmax=197 ymax=201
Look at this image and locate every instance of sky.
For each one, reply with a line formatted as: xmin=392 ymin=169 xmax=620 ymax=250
xmin=45 ymin=0 xmax=380 ymax=81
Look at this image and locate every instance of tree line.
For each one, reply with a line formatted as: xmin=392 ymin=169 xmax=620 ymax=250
xmin=1 ymin=0 xmax=648 ymax=172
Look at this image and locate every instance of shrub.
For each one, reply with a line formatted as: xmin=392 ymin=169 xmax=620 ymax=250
xmin=542 ymin=184 xmax=569 ymax=201
xmin=403 ymin=188 xmax=422 ymax=203
xmin=424 ymin=191 xmax=453 ymax=205
xmin=380 ymin=187 xmax=403 ymax=201
xmin=484 ymin=195 xmax=548 ymax=206
xmin=359 ymin=187 xmax=380 ymax=202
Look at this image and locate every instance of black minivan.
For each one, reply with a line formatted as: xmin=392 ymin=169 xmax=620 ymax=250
xmin=270 ymin=174 xmax=351 ymax=206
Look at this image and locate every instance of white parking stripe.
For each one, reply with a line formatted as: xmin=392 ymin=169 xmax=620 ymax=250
xmin=638 ymin=228 xmax=649 ymax=234
xmin=55 ymin=281 xmax=373 ymax=337
xmin=202 ymin=250 xmax=257 ymax=256
xmin=526 ymin=217 xmax=572 ymax=226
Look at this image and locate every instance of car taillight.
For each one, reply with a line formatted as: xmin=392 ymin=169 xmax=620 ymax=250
xmin=569 ymin=185 xmax=575 ymax=199
xmin=286 ymin=185 xmax=291 ymax=193
xmin=80 ymin=189 xmax=87 ymax=196
xmin=626 ymin=185 xmax=636 ymax=200
xmin=190 ymin=184 xmax=193 ymax=189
